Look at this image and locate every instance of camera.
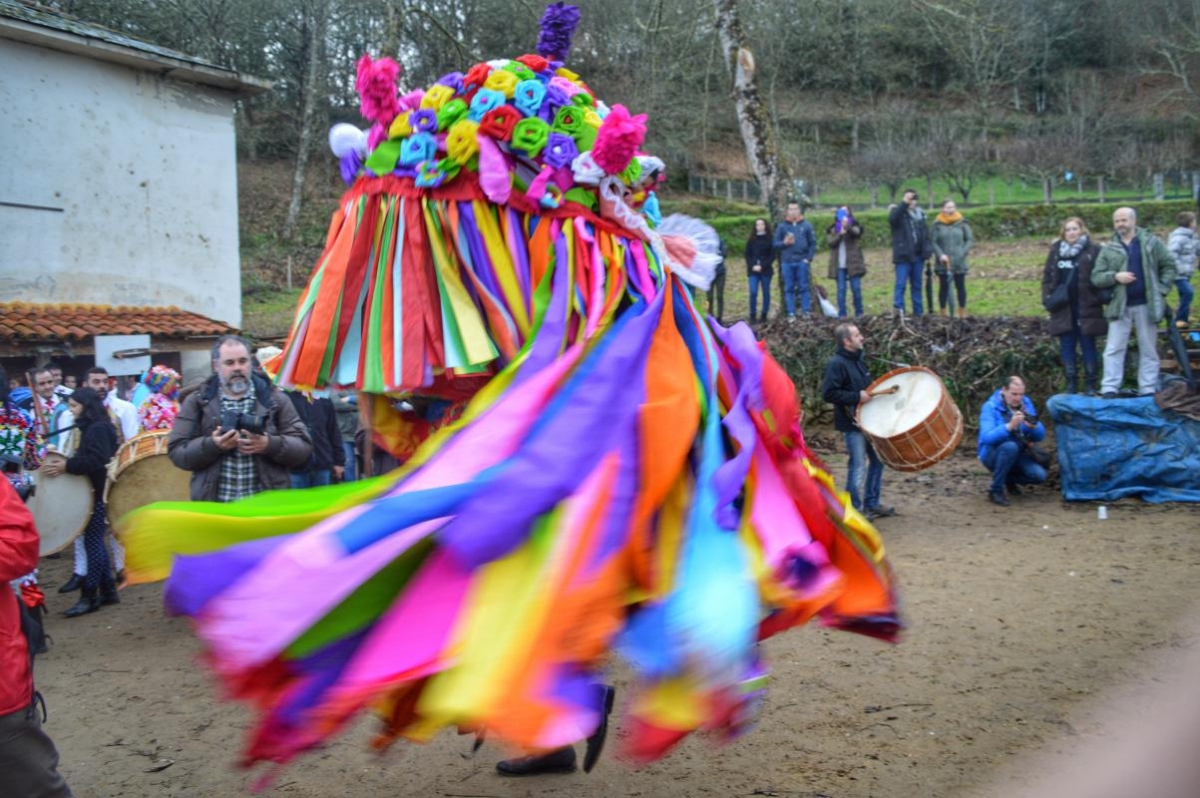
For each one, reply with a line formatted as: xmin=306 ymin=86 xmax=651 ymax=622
xmin=220 ymin=409 xmax=267 ymax=435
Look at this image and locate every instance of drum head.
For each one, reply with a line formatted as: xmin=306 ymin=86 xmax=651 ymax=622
xmin=106 ymin=454 xmax=191 ymax=529
xmin=31 ymin=456 xmax=94 ymax=557
xmin=858 ymin=369 xmax=945 ymax=437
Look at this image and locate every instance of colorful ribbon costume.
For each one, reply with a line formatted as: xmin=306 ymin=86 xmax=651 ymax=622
xmin=118 ymin=4 xmax=900 ymax=784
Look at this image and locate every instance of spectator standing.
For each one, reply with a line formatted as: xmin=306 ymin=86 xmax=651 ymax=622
xmin=888 ymin=189 xmax=932 ymax=317
xmin=930 ymin=199 xmax=974 ymax=318
xmin=707 ymin=238 xmax=728 ymax=324
xmin=744 ymin=218 xmax=775 ymax=323
xmin=1042 ymin=217 xmax=1106 ymax=394
xmin=334 ymin=392 xmax=360 ymax=482
xmin=1167 ymin=211 xmax=1197 ymax=327
xmin=1091 ymin=207 xmax=1178 ymax=396
xmin=772 ymin=201 xmax=817 ymax=321
xmin=168 ymin=335 xmax=311 ymax=502
xmin=286 ymin=391 xmax=346 ymax=488
xmin=825 ymin=206 xmax=867 ymax=318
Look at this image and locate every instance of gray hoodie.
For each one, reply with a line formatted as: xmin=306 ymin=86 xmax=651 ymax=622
xmin=1168 ymin=226 xmax=1197 ymax=277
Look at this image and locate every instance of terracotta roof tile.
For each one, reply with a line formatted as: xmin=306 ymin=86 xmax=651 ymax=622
xmin=0 ymin=303 xmax=238 ymax=342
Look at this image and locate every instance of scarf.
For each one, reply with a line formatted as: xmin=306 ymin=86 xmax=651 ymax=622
xmin=936 ymin=210 xmax=963 ymax=225
xmin=1056 ymin=235 xmax=1088 ymax=270
xmin=835 ymin=207 xmax=854 ymax=234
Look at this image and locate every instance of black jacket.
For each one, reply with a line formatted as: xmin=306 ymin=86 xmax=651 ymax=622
xmin=66 ymin=417 xmax=119 ymax=494
xmin=287 ymin=394 xmax=345 ymax=472
xmin=744 ymin=234 xmax=775 ymax=277
xmin=821 ymin=348 xmax=873 ymax=432
xmin=888 ymin=204 xmax=932 ymax=264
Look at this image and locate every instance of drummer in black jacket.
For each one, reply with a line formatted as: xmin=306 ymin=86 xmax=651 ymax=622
xmin=820 ymin=323 xmax=895 ymax=521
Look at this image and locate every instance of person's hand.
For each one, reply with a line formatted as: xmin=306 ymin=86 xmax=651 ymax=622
xmin=333 ymin=465 xmax=345 ymax=481
xmin=41 ymin=459 xmax=64 ymax=477
xmin=212 ymin=427 xmax=239 ymax=451
xmin=237 ymin=432 xmax=270 ymax=455
xmin=752 ymin=263 xmax=762 ymax=272
xmin=941 ymin=255 xmax=950 ymax=266
xmin=859 ymin=390 xmax=873 ymax=404
xmin=1007 ymin=410 xmax=1025 ymax=431
xmin=1115 ymin=271 xmax=1137 ymax=285
xmin=784 ymin=233 xmax=795 ymax=246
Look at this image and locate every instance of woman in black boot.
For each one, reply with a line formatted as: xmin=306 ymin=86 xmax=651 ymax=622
xmin=40 ymin=388 xmax=119 ymax=616
xmin=1042 ymin=217 xmax=1106 ymax=394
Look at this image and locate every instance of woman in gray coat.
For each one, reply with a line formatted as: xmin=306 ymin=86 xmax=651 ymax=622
xmin=930 ymin=199 xmax=974 ymax=318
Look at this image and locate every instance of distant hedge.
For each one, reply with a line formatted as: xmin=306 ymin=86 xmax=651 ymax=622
xmin=690 ymin=199 xmax=1197 ymax=251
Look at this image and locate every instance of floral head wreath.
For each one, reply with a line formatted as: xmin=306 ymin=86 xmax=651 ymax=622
xmin=329 ymin=3 xmax=672 ymax=232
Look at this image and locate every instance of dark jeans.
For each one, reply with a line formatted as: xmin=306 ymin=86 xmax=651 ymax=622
xmin=748 ymin=273 xmax=771 ymax=320
xmin=981 ymin=440 xmax=1047 ymax=494
xmin=844 ymin=430 xmax=884 ymax=511
xmin=836 ymin=270 xmax=864 ymax=317
xmin=0 ymin=702 xmax=74 ymax=797
xmin=708 ymin=269 xmax=726 ymax=321
xmin=1059 ymin=328 xmax=1099 ymax=372
xmin=290 ymin=469 xmax=332 ymax=489
xmin=893 ymin=260 xmax=924 ymax=314
xmin=781 ymin=260 xmax=811 ymax=317
xmin=341 ymin=441 xmax=357 ymax=482
xmin=1176 ymin=276 xmax=1194 ymax=323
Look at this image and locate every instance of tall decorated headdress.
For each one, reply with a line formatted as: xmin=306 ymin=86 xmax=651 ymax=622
xmin=120 ymin=5 xmax=899 ymax=785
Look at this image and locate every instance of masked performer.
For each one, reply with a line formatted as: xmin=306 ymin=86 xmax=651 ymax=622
xmin=118 ymin=4 xmax=900 ymax=786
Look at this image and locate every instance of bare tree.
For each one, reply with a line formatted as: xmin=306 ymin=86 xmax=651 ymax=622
xmin=1142 ymin=0 xmax=1200 ymax=114
xmin=714 ymin=0 xmax=793 ymax=216
xmin=281 ymin=0 xmax=332 ymax=242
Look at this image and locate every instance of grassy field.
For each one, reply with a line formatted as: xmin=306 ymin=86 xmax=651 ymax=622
xmin=704 ymin=237 xmax=1048 ymax=323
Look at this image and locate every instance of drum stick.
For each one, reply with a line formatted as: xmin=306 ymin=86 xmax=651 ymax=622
xmin=869 ymin=385 xmax=900 ymax=397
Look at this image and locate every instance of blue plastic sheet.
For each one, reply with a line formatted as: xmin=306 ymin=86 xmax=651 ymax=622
xmin=1046 ymin=394 xmax=1200 ymax=503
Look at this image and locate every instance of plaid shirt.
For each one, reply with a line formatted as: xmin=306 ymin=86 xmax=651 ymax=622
xmin=216 ymin=394 xmax=260 ymax=503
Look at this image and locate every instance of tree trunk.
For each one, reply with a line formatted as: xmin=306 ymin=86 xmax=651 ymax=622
xmin=714 ymin=0 xmax=791 ymax=217
xmin=1098 ymin=175 xmax=1107 ymax=204
xmin=1042 ymin=177 xmax=1053 ymax=205
xmin=281 ymin=1 xmax=329 ymax=242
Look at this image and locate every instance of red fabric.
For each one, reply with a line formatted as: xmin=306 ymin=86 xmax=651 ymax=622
xmin=0 ymin=480 xmax=39 ymax=715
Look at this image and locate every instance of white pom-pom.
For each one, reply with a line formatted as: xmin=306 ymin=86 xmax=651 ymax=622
xmin=329 ymin=124 xmax=367 ymax=158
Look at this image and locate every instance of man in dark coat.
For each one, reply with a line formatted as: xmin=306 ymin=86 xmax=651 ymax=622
xmin=821 ymin=323 xmax=894 ymax=520
xmin=286 ymin=391 xmax=346 ymax=488
xmin=888 ymin=189 xmax=932 ymax=317
xmin=168 ymin=336 xmax=312 ymax=502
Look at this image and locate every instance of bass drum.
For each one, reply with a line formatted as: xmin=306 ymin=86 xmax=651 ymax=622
xmin=106 ymin=431 xmax=191 ymax=529
xmin=856 ymin=366 xmax=963 ymax=473
xmin=31 ymin=452 xmax=94 ymax=556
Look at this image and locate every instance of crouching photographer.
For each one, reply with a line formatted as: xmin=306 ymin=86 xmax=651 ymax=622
xmin=977 ymin=375 xmax=1048 ymax=507
xmin=168 ymin=335 xmax=312 ymax=502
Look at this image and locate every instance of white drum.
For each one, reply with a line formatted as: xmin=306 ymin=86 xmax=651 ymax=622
xmin=856 ymin=366 xmax=964 ymax=473
xmin=30 ymin=452 xmax=95 ymax=556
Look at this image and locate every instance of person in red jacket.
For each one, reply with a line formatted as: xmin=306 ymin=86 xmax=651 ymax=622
xmin=0 ymin=479 xmax=74 ymax=797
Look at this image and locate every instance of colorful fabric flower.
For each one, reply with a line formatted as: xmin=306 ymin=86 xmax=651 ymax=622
xmin=543 ymin=84 xmax=570 ymax=114
xmin=410 ymin=109 xmax=438 ymax=134
xmin=503 ymin=62 xmax=536 ymax=83
xmin=513 ymin=80 xmax=547 ymax=118
xmin=463 ymin=62 xmax=492 ymax=92
xmin=483 ymin=69 xmax=519 ymax=98
xmin=592 ymin=103 xmax=647 ymax=175
xmin=446 ymin=119 xmax=481 ymax=165
xmin=138 ymin=394 xmax=179 ymax=431
xmin=543 ymin=132 xmax=578 ymax=169
xmin=437 ymin=98 xmax=469 ymax=131
xmin=414 ymin=160 xmax=445 ymax=188
xmin=355 ymin=54 xmax=402 ymax=125
xmin=388 ymin=111 xmax=413 ymax=139
xmin=479 ymin=105 xmax=521 ymax=141
xmin=399 ymin=132 xmax=437 ymax=166
xmin=420 ymin=83 xmax=456 ymax=112
xmin=468 ymin=89 xmax=507 ymax=122
xmin=511 ymin=117 xmax=550 ymax=158
xmin=515 ymin=53 xmax=549 ymax=73
xmin=552 ymin=105 xmax=584 ymax=136
xmin=436 ymin=71 xmax=465 ymax=93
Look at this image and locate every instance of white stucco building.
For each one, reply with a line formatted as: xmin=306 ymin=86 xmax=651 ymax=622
xmin=0 ymin=0 xmax=269 ymax=381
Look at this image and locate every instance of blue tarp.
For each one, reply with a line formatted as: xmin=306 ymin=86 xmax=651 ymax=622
xmin=1046 ymin=394 xmax=1200 ymax=503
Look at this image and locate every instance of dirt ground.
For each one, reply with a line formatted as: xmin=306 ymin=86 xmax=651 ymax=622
xmin=30 ymin=446 xmax=1200 ymax=798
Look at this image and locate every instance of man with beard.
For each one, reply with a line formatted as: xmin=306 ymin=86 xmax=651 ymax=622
xmin=168 ymin=335 xmax=311 ymax=502
xmin=84 ymin=367 xmax=139 ymax=442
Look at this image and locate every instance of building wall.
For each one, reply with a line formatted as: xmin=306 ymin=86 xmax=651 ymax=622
xmin=0 ymin=38 xmax=243 ymax=327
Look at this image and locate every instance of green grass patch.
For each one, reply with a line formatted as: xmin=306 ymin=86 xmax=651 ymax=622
xmin=242 ymin=287 xmax=303 ymax=340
